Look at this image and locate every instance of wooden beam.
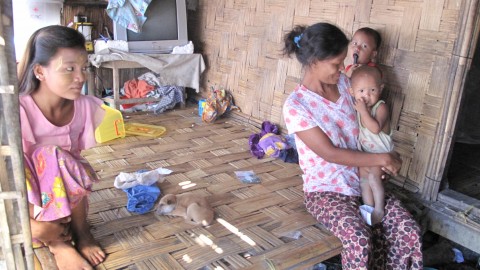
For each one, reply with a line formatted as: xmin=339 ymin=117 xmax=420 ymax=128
xmin=426 ymin=198 xmax=480 ymax=254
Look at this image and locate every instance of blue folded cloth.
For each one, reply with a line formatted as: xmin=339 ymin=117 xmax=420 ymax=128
xmin=124 ymin=184 xmax=160 ymax=214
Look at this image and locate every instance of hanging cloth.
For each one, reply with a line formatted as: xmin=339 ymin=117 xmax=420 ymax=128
xmin=106 ymin=0 xmax=152 ymax=33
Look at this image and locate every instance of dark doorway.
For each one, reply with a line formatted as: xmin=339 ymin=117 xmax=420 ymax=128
xmin=446 ymin=37 xmax=480 ymax=200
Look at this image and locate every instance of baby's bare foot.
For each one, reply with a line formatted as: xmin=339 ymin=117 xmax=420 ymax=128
xmin=76 ymin=231 xmax=105 ymax=266
xmin=49 ymin=241 xmax=92 ymax=270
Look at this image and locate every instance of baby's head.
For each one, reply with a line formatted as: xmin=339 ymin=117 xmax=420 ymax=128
xmin=350 ymin=66 xmax=384 ymax=107
xmin=349 ymin=27 xmax=381 ymax=65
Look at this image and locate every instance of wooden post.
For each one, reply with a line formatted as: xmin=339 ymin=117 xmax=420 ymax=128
xmin=0 ymin=0 xmax=34 ymax=269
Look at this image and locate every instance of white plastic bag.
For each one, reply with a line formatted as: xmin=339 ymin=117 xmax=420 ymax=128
xmin=114 ymin=168 xmax=172 ymax=189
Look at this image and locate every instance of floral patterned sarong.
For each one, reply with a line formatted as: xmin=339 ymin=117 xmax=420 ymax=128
xmin=24 ymin=145 xmax=98 ymax=247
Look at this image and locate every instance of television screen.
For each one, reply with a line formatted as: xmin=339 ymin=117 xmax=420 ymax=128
xmin=113 ymin=0 xmax=188 ymax=54
xmin=127 ymin=0 xmax=178 ymax=41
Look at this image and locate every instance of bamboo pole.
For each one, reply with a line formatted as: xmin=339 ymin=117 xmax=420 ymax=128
xmin=0 ymin=166 xmax=16 ymax=268
xmin=0 ymin=0 xmax=34 ymax=269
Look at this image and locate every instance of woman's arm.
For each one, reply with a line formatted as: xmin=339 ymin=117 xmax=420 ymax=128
xmin=296 ymin=126 xmax=401 ymax=175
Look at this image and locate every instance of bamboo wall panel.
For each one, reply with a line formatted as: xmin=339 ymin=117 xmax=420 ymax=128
xmin=188 ymin=0 xmax=474 ymax=193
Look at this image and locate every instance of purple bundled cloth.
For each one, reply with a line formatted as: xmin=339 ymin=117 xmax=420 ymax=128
xmin=249 ymin=121 xmax=289 ymax=159
xmin=259 ymin=121 xmax=278 ymax=137
xmin=249 ymin=133 xmax=264 ymax=158
xmin=249 ymin=121 xmax=278 ymax=158
xmin=258 ymin=133 xmax=289 ymax=158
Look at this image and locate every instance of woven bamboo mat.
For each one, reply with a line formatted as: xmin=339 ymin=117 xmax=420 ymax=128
xmin=81 ymin=106 xmax=341 ymax=270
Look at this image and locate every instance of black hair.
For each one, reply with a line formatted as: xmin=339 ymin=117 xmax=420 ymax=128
xmin=355 ymin=27 xmax=382 ymax=49
xmin=283 ymin=22 xmax=349 ymax=66
xmin=17 ymin=25 xmax=86 ymax=95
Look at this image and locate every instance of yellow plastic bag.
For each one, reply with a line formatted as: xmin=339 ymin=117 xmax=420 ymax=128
xmin=201 ymin=88 xmax=239 ymax=123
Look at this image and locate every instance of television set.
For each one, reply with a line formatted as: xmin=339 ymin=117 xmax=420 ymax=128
xmin=113 ymin=0 xmax=188 ymax=54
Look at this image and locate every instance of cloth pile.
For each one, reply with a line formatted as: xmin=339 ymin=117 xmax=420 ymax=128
xmin=124 ymin=184 xmax=160 ymax=214
xmin=115 ymin=71 xmax=184 ymax=113
xmin=114 ymin=168 xmax=172 ymax=214
xmin=249 ymin=121 xmax=298 ymax=163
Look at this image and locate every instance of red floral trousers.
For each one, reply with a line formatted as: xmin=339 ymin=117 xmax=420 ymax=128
xmin=304 ymin=191 xmax=423 ymax=270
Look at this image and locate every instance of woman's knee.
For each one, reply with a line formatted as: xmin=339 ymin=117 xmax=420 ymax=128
xmin=337 ymin=218 xmax=373 ymax=245
xmin=402 ymin=218 xmax=422 ymax=245
xmin=384 ymin=204 xmax=422 ymax=247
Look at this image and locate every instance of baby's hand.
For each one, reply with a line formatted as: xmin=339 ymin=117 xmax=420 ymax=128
xmin=30 ymin=216 xmax=72 ymax=245
xmin=345 ymin=64 xmax=361 ymax=78
xmin=351 ymin=64 xmax=361 ymax=70
xmin=354 ymin=98 xmax=368 ymax=113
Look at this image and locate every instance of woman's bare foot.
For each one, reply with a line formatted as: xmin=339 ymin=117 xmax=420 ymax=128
xmin=48 ymin=241 xmax=93 ymax=270
xmin=75 ymin=230 xmax=105 ymax=266
xmin=371 ymin=209 xmax=385 ymax=225
xmin=69 ymin=198 xmax=105 ymax=266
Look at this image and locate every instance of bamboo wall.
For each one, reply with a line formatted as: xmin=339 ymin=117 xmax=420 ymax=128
xmin=188 ymin=0 xmax=479 ymax=196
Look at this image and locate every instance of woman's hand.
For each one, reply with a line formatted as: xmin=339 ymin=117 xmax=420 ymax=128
xmin=30 ymin=216 xmax=72 ymax=245
xmin=381 ymin=152 xmax=402 ymax=176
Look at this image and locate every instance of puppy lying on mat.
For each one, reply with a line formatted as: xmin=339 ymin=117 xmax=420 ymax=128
xmin=155 ymin=193 xmax=214 ymax=226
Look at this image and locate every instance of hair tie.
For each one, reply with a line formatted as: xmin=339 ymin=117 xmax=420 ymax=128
xmin=294 ymin=33 xmax=303 ymax=48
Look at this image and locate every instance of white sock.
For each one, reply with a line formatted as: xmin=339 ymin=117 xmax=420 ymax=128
xmin=359 ymin=205 xmax=374 ymax=226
